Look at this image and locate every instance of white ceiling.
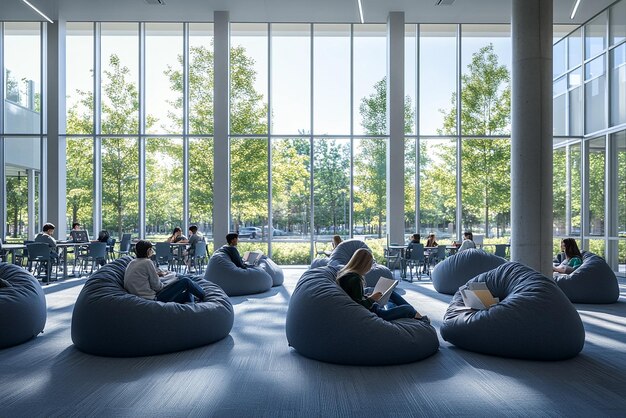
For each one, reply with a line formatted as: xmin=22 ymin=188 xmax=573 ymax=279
xmin=0 ymin=0 xmax=618 ymax=25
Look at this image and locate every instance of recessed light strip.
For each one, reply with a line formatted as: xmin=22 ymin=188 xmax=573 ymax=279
xmin=357 ymin=0 xmax=364 ymax=24
xmin=21 ymin=0 xmax=54 ymax=24
xmin=570 ymin=0 xmax=582 ymax=20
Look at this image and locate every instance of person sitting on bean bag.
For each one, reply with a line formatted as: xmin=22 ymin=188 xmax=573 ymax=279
xmin=215 ymin=233 xmax=247 ymax=269
xmin=124 ymin=240 xmax=205 ymax=303
xmin=336 ymin=248 xmax=429 ymax=323
xmin=553 ymin=238 xmax=582 ymax=275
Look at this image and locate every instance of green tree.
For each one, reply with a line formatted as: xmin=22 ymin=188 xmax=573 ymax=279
xmin=6 ymin=175 xmax=28 ymax=238
xmin=313 ymin=139 xmax=350 ymax=234
xmin=440 ymin=43 xmax=511 ymax=237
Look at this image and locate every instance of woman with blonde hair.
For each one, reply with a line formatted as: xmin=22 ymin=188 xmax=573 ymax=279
xmin=336 ymin=248 xmax=429 ymax=322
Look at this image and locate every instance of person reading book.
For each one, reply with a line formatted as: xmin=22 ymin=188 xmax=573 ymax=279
xmin=336 ymin=248 xmax=429 ymax=322
xmin=216 ymin=233 xmax=248 ymax=269
xmin=124 ymin=240 xmax=205 ymax=304
xmin=553 ymin=238 xmax=583 ymax=275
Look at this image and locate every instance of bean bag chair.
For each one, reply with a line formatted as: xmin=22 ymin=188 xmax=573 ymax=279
xmin=310 ymin=257 xmax=329 ymax=269
xmin=71 ymin=257 xmax=234 ymax=357
xmin=553 ymin=252 xmax=619 ymax=304
xmin=204 ymin=251 xmax=272 ymax=296
xmin=286 ymin=265 xmax=439 ymax=365
xmin=431 ymin=249 xmax=506 ymax=295
xmin=0 ymin=263 xmax=47 ymax=349
xmin=441 ymin=262 xmax=585 ymax=360
xmin=325 ymin=239 xmax=394 ymax=287
xmin=259 ymin=256 xmax=284 ymax=287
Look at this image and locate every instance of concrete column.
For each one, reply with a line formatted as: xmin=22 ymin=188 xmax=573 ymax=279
xmin=213 ymin=11 xmax=230 ymax=251
xmin=27 ymin=169 xmax=36 ymax=239
xmin=45 ymin=20 xmax=67 ymax=239
xmin=387 ymin=12 xmax=405 ymax=244
xmin=511 ymin=0 xmax=553 ymax=275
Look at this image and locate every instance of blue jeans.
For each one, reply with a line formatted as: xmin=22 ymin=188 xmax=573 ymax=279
xmin=156 ymin=277 xmax=205 ymax=303
xmin=372 ymin=291 xmax=417 ymax=321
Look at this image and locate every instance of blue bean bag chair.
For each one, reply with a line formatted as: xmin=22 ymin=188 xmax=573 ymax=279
xmin=0 ymin=263 xmax=47 ymax=349
xmin=71 ymin=257 xmax=234 ymax=357
xmin=431 ymin=249 xmax=506 ymax=295
xmin=204 ymin=251 xmax=273 ymax=296
xmin=286 ymin=265 xmax=439 ymax=365
xmin=310 ymin=257 xmax=329 ymax=269
xmin=441 ymin=262 xmax=585 ymax=360
xmin=553 ymin=252 xmax=620 ymax=304
xmin=259 ymin=256 xmax=284 ymax=287
xmin=324 ymin=239 xmax=394 ymax=287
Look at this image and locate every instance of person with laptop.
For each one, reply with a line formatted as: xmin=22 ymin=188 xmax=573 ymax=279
xmin=124 ymin=240 xmax=205 ymax=303
xmin=34 ymin=223 xmax=59 ymax=262
xmin=215 ymin=233 xmax=248 ymax=269
xmin=336 ymin=248 xmax=429 ymax=323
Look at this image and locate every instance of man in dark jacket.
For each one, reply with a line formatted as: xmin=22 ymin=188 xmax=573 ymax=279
xmin=216 ymin=233 xmax=247 ymax=269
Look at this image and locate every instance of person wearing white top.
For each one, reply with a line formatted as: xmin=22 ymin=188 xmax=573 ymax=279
xmin=458 ymin=231 xmax=476 ymax=252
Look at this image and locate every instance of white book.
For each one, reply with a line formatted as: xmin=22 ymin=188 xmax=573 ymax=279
xmin=242 ymin=250 xmax=263 ymax=266
xmin=372 ymin=277 xmax=399 ymax=307
xmin=160 ymin=272 xmax=179 ymax=286
xmin=459 ymin=282 xmax=499 ymax=310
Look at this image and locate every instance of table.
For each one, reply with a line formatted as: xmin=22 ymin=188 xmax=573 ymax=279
xmin=168 ymin=242 xmax=189 ymax=272
xmin=56 ymin=241 xmax=94 ymax=279
xmin=387 ymin=245 xmax=407 ymax=279
xmin=1 ymin=243 xmax=26 ymax=265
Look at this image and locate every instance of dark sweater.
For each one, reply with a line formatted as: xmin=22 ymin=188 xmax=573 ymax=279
xmin=217 ymin=245 xmax=247 ymax=269
xmin=337 ymin=271 xmax=373 ymax=310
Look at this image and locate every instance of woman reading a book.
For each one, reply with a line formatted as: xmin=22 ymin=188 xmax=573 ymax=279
xmin=124 ymin=240 xmax=206 ymax=303
xmin=552 ymin=238 xmax=583 ymax=275
xmin=336 ymin=248 xmax=429 ymax=322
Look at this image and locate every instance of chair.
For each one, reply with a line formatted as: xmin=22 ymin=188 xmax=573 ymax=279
xmin=189 ymin=240 xmax=208 ymax=274
xmin=430 ymin=245 xmax=446 ymax=267
xmin=76 ymin=242 xmax=107 ymax=276
xmin=314 ymin=241 xmax=331 ymax=258
xmin=154 ymin=242 xmax=174 ymax=270
xmin=405 ymin=243 xmax=428 ymax=282
xmin=106 ymin=238 xmax=117 ymax=262
xmin=26 ymin=242 xmax=57 ymax=284
xmin=494 ymin=244 xmax=509 ymax=259
xmin=384 ymin=234 xmax=403 ymax=275
xmin=115 ymin=234 xmax=132 ymax=258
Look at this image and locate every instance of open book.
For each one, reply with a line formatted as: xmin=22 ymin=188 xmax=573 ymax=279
xmin=160 ymin=271 xmax=179 ymax=286
xmin=459 ymin=282 xmax=499 ymax=310
xmin=242 ymin=250 xmax=263 ymax=266
xmin=372 ymin=277 xmax=399 ymax=307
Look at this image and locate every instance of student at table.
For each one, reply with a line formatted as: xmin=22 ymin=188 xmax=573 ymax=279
xmin=215 ymin=233 xmax=247 ymax=269
xmin=34 ymin=223 xmax=59 ymax=261
xmin=179 ymin=225 xmax=203 ymax=272
xmin=167 ymin=227 xmax=187 ymax=243
xmin=425 ymin=233 xmax=438 ymax=248
xmin=458 ymin=231 xmax=476 ymax=252
xmin=405 ymin=233 xmax=421 ymax=258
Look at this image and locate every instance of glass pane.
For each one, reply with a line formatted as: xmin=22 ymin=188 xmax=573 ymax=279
xmin=588 ymin=137 xmax=605 ymax=236
xmin=353 ymin=24 xmax=387 ymax=136
xmin=189 ymin=137 xmax=214 ymax=243
xmin=405 ymin=25 xmax=417 ymax=136
xmin=610 ymin=44 xmax=626 ymax=126
xmin=554 ymin=38 xmax=566 ymax=78
xmin=460 ymin=25 xmax=511 ymax=136
xmin=314 ymin=24 xmax=350 ymax=135
xmin=585 ymin=55 xmax=605 ymax=80
xmin=66 ymin=22 xmax=94 ymax=134
xmin=101 ymin=23 xmax=139 ymax=135
xmin=614 ymin=131 xmax=626 ymax=238
xmin=66 ymin=138 xmax=94 ymax=235
xmin=568 ymin=28 xmax=583 ymax=70
xmin=610 ymin=0 xmax=626 ymax=46
xmin=420 ymin=24 xmax=457 ymax=135
xmin=271 ymin=138 xmax=311 ymax=264
xmin=102 ymin=137 xmax=139 ymax=239
xmin=569 ymin=86 xmax=583 ymax=136
xmin=189 ymin=23 xmax=215 ymax=136
xmin=145 ymin=23 xmax=183 ymax=135
xmin=585 ymin=57 xmax=606 ymax=134
xmin=461 ymin=138 xmax=511 ymax=238
xmin=419 ymin=138 xmax=457 ymax=242
xmin=568 ymin=68 xmax=582 ymax=88
xmin=585 ymin=12 xmax=607 ymax=59
xmin=145 ymin=138 xmax=183 ymax=240
xmin=4 ymin=137 xmax=41 ymax=240
xmin=553 ymin=94 xmax=566 ymax=136
xmin=570 ymin=143 xmax=582 ymax=235
xmin=4 ymin=22 xmax=41 ymax=134
xmin=553 ymin=145 xmax=567 ymax=235
xmin=230 ymin=137 xmax=269 ymax=254
xmin=230 ymin=23 xmax=267 ymax=136
xmin=405 ymin=137 xmax=416 ymax=235
xmin=271 ymin=24 xmax=310 ymax=135
xmin=354 ymin=138 xmax=387 ymax=238
xmin=313 ymin=138 xmax=350 ymax=238
xmin=588 ymin=238 xmax=606 ymax=257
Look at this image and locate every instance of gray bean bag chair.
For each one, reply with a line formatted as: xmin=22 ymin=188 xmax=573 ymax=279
xmin=0 ymin=263 xmax=47 ymax=349
xmin=204 ymin=251 xmax=273 ymax=296
xmin=553 ymin=252 xmax=619 ymax=304
xmin=441 ymin=262 xmax=585 ymax=360
xmin=432 ymin=249 xmax=506 ymax=295
xmin=286 ymin=265 xmax=439 ymax=365
xmin=71 ymin=257 xmax=234 ymax=357
xmin=310 ymin=257 xmax=329 ymax=269
xmin=324 ymin=239 xmax=394 ymax=287
xmin=259 ymin=256 xmax=284 ymax=287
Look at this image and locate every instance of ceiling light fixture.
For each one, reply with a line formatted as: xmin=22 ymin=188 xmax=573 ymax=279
xmin=357 ymin=0 xmax=364 ymax=24
xmin=21 ymin=0 xmax=53 ymax=23
xmin=570 ymin=0 xmax=582 ymax=19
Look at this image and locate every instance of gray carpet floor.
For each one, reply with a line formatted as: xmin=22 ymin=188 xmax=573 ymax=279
xmin=1 ymin=267 xmax=626 ymax=417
